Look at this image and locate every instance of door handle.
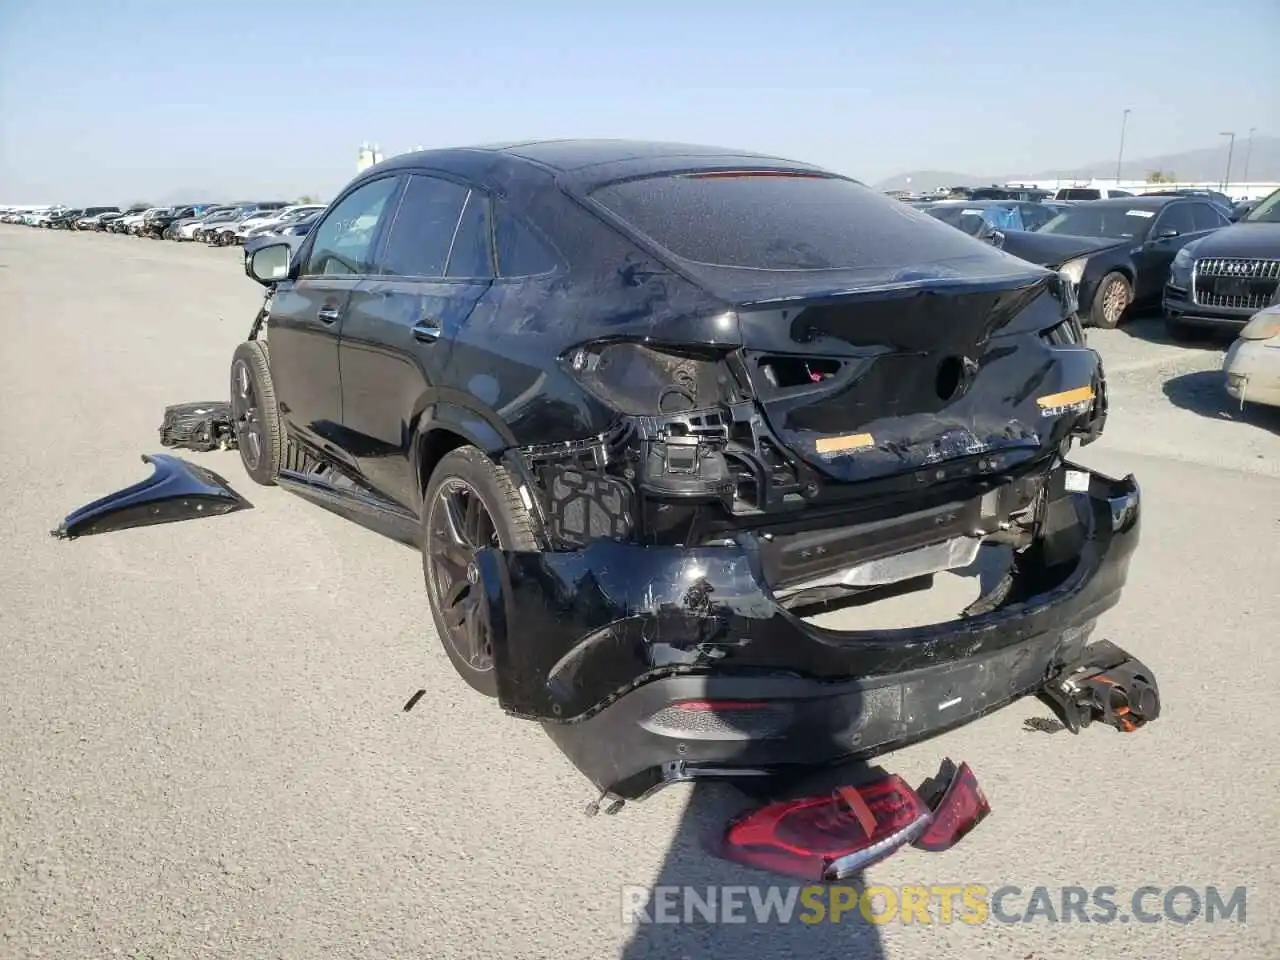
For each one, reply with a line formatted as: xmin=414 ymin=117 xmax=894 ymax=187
xmin=316 ymin=305 xmax=342 ymax=324
xmin=412 ymin=320 xmax=443 ymax=343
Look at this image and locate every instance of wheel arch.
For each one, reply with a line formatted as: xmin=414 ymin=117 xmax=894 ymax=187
xmin=415 ymin=399 xmax=516 ymax=497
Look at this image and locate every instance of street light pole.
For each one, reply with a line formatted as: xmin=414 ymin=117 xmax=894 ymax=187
xmin=1219 ymin=131 xmax=1236 ymax=192
xmin=1242 ymin=127 xmax=1256 ymax=185
xmin=1115 ymin=108 xmax=1131 ymax=182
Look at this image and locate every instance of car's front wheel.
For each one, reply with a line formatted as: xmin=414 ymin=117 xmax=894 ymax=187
xmin=420 ymin=446 xmax=538 ymax=697
xmin=229 ymin=341 xmax=284 ymax=486
xmin=1090 ymin=272 xmax=1132 ymax=329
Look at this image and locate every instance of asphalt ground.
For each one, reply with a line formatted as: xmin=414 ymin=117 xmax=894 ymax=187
xmin=2 ymin=225 xmax=1277 ymax=959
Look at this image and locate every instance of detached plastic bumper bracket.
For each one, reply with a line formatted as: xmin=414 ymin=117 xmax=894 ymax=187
xmin=1039 ymin=639 xmax=1161 ymax=734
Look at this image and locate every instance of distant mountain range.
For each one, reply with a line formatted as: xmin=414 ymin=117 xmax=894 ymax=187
xmin=874 ymin=135 xmax=1280 ymax=192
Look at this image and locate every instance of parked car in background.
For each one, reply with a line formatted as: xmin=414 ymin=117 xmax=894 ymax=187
xmin=239 ymin=204 xmax=327 ymax=240
xmin=137 ymin=207 xmax=179 ymax=238
xmin=1141 ymin=188 xmax=1234 ymax=217
xmin=918 ymin=199 xmax=1061 ymax=239
xmin=273 ymin=210 xmax=322 ymax=237
xmin=141 ymin=203 xmax=211 ymax=239
xmin=1222 ymin=301 xmax=1280 ymax=409
xmin=109 ymin=205 xmax=151 ymax=233
xmin=74 ymin=206 xmax=121 ymax=229
xmin=175 ymin=206 xmax=236 ymax=241
xmin=205 ymin=207 xmax=276 ymax=245
xmin=963 ymin=185 xmax=1054 ymax=202
xmin=92 ymin=210 xmax=129 ymax=231
xmin=1229 ymin=198 xmax=1260 ymax=222
xmin=29 ymin=207 xmax=68 ymax=227
xmin=1053 ymin=186 xmax=1135 ymax=201
xmin=1163 ymin=187 xmax=1280 ymax=339
xmin=47 ymin=208 xmax=86 ymax=229
xmin=996 ymin=195 xmax=1231 ymax=328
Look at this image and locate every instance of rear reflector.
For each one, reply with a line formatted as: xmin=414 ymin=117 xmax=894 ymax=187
xmin=717 ymin=774 xmax=932 ymax=882
xmin=913 ymin=760 xmax=990 ymax=852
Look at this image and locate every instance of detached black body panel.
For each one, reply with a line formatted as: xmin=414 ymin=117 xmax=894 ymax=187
xmin=51 ymin=454 xmax=252 ymax=540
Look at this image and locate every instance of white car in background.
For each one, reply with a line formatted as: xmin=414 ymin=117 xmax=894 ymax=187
xmin=117 ymin=208 xmax=159 ymax=234
xmin=28 ymin=207 xmax=66 ymax=227
xmin=240 ymin=204 xmax=327 ymax=239
xmin=1223 ymin=303 xmax=1280 ymax=410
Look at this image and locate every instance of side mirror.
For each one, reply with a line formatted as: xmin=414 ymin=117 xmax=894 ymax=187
xmin=247 ymin=242 xmax=293 ymax=286
xmin=1153 ymin=227 xmax=1180 ymax=241
xmin=986 ymin=229 xmax=1006 ymax=248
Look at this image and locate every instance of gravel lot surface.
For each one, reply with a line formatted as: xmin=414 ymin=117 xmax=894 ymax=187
xmin=2 ymin=226 xmax=1277 ymax=960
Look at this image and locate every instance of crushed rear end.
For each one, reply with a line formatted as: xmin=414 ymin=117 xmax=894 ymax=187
xmin=469 ymin=169 xmax=1152 ymax=800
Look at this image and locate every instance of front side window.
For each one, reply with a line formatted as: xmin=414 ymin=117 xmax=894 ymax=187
xmin=1244 ymin=188 xmax=1280 ymax=223
xmin=1153 ymin=203 xmax=1197 ymax=237
xmin=375 ymin=174 xmax=469 ymax=278
xmin=302 ymin=176 xmax=400 ymax=277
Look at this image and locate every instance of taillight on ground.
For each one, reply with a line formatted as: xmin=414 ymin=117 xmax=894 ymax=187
xmin=912 ymin=760 xmax=991 ymax=853
xmin=717 ymin=774 xmax=933 ymax=883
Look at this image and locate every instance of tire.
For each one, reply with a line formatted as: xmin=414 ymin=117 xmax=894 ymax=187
xmin=229 ymin=341 xmax=284 ymax=486
xmin=420 ymin=446 xmax=537 ymax=696
xmin=1090 ymin=272 xmax=1132 ymax=329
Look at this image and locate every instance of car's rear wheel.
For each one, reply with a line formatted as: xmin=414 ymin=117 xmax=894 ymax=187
xmin=1091 ymin=272 xmax=1132 ymax=329
xmin=229 ymin=341 xmax=284 ymax=486
xmin=421 ymin=446 xmax=537 ymax=697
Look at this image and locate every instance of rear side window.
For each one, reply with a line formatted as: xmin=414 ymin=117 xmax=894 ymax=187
xmin=377 ymin=175 xmax=470 ymax=278
xmin=589 ymin=172 xmax=985 ymax=271
xmin=495 ymin=210 xmax=559 ymax=277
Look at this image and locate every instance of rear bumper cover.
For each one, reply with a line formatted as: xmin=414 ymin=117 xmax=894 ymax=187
xmin=474 ymin=464 xmax=1141 ymax=800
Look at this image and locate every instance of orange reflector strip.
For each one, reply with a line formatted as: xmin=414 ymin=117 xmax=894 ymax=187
xmin=1036 ymin=385 xmax=1094 ymax=409
xmin=835 ymin=786 xmax=879 ymax=837
xmin=815 ymin=433 xmax=875 ymax=454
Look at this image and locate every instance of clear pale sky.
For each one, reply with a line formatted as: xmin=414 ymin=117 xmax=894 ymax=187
xmin=2 ymin=0 xmax=1277 ymax=204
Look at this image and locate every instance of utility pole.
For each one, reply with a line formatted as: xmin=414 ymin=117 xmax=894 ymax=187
xmin=1114 ymin=108 xmax=1131 ymax=182
xmin=1242 ymin=127 xmax=1256 ymax=185
xmin=1219 ymin=131 xmax=1236 ymax=192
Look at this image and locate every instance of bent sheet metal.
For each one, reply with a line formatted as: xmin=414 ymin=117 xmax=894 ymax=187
xmin=51 ymin=454 xmax=252 ymax=540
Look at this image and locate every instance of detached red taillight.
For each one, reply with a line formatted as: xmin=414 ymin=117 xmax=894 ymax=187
xmin=913 ymin=760 xmax=991 ymax=852
xmin=717 ymin=775 xmax=933 ymax=883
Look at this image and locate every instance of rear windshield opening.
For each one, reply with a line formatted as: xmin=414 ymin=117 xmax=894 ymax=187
xmin=590 ymin=172 xmax=993 ymax=272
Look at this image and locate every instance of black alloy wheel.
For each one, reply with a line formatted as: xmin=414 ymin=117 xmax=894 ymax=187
xmin=424 ymin=478 xmax=500 ymax=676
xmin=230 ymin=356 xmax=264 ymax=472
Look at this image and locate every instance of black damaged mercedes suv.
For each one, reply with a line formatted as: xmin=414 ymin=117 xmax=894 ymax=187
xmin=231 ymin=140 xmax=1148 ymax=802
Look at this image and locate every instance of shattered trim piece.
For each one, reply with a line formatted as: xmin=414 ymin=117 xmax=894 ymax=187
xmin=51 ymin=454 xmax=253 ymax=541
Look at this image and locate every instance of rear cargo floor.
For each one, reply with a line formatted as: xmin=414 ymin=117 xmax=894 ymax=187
xmin=797 ymin=543 xmax=1013 ymax=631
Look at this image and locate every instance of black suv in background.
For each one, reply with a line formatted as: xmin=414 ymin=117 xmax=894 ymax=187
xmin=995 ymin=196 xmax=1230 ymax=328
xmin=229 ymin=140 xmax=1141 ymax=803
xmin=1163 ymin=187 xmax=1280 ymax=338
